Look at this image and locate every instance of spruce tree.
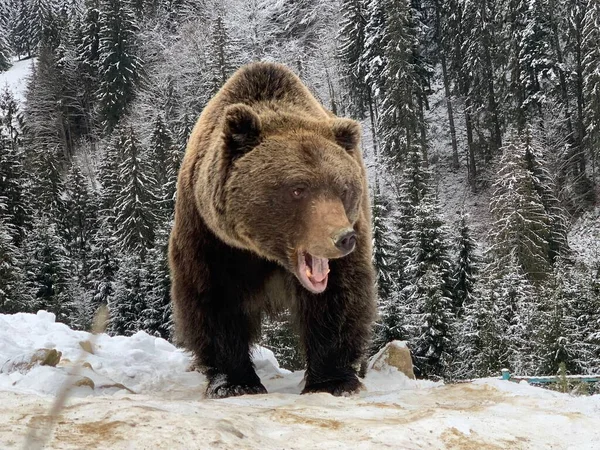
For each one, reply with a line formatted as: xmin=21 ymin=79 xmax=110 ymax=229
xmin=337 ymin=0 xmax=369 ymax=118
xmin=88 ymin=222 xmax=118 ymax=310
xmin=113 ymin=126 xmax=159 ymax=256
xmin=409 ymin=268 xmax=454 ymax=379
xmin=148 ymin=115 xmax=179 ymax=218
xmin=583 ymin=0 xmax=600 ymax=183
xmin=22 ymin=214 xmax=76 ymax=325
xmin=535 ymin=260 xmax=588 ymax=375
xmin=371 ymin=192 xmax=395 ymax=301
xmin=0 ymin=3 xmax=11 ymax=71
xmin=489 ymin=139 xmax=552 ymax=283
xmin=0 ymin=199 xmax=31 ymax=314
xmin=107 ymin=252 xmax=146 ymax=336
xmin=60 ymin=163 xmax=98 ymax=280
xmin=452 ymin=213 xmax=479 ymax=315
xmin=97 ymin=0 xmax=143 ymax=131
xmin=0 ymin=94 xmax=28 ymax=245
xmin=140 ymin=225 xmax=172 ymax=339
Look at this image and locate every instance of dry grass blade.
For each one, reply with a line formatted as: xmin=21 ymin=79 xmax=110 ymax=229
xmin=22 ymin=306 xmax=109 ymax=450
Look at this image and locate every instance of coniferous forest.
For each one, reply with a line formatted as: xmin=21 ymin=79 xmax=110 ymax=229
xmin=0 ymin=0 xmax=599 ymax=381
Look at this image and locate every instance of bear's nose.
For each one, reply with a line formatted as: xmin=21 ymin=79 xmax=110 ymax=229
xmin=333 ymin=228 xmax=357 ymax=255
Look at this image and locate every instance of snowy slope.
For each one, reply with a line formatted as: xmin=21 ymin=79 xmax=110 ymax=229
xmin=1 ymin=311 xmax=599 ymax=449
xmin=0 ymin=57 xmax=35 ymax=102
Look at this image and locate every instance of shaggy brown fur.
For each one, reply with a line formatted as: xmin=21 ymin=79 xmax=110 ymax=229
xmin=168 ymin=62 xmax=376 ymax=398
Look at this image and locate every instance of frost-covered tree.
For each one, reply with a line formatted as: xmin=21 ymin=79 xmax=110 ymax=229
xmin=366 ymin=0 xmax=427 ymax=164
xmin=393 ymin=148 xmax=431 ymax=287
xmin=583 ymin=0 xmax=600 ymax=182
xmin=409 ymin=268 xmax=454 ymax=379
xmin=140 ymin=225 xmax=172 ymax=339
xmin=456 ymin=272 xmax=510 ymax=378
xmin=337 ymin=0 xmax=370 ymax=118
xmin=88 ymin=222 xmax=118 ymax=310
xmin=0 ymin=2 xmax=12 ymax=71
xmin=148 ymin=114 xmax=179 ymax=217
xmin=371 ymin=192 xmax=395 ymax=301
xmin=60 ymin=163 xmax=98 ymax=278
xmin=452 ymin=213 xmax=479 ymax=315
xmin=0 ymin=101 xmax=28 ymax=245
xmin=113 ymin=126 xmax=159 ymax=255
xmin=535 ymin=260 xmax=590 ymax=375
xmin=0 ymin=200 xmax=30 ymax=314
xmin=488 ymin=139 xmax=552 ymax=283
xmin=22 ymin=214 xmax=75 ymax=324
xmin=107 ymin=252 xmax=146 ymax=336
xmin=97 ymin=0 xmax=143 ymax=131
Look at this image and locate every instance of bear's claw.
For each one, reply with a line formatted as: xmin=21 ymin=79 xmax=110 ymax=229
xmin=206 ymin=379 xmax=268 ymax=399
xmin=302 ymin=376 xmax=364 ymax=397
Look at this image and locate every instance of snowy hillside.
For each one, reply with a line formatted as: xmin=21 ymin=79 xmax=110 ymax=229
xmin=0 ymin=57 xmax=35 ymax=102
xmin=1 ymin=312 xmax=599 ymax=450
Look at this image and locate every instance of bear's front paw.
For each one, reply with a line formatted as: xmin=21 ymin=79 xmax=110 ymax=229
xmin=206 ymin=376 xmax=268 ymax=399
xmin=302 ymin=376 xmax=364 ymax=397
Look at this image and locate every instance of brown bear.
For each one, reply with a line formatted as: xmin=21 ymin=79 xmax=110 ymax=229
xmin=168 ymin=62 xmax=376 ymax=399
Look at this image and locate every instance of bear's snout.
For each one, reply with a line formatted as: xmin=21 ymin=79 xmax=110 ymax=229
xmin=332 ymin=228 xmax=356 ymax=256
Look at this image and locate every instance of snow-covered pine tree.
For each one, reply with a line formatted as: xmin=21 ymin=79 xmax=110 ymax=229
xmin=452 ymin=212 xmax=479 ymax=315
xmin=370 ymin=0 xmax=426 ymax=165
xmin=77 ymin=0 xmax=101 ymax=133
xmin=99 ymin=130 xmax=123 ymax=217
xmin=113 ymin=126 xmax=159 ymax=256
xmin=337 ymin=0 xmax=369 ymax=118
xmin=371 ymin=192 xmax=395 ymax=302
xmin=0 ymin=198 xmax=31 ymax=314
xmin=405 ymin=198 xmax=455 ymax=379
xmin=0 ymin=2 xmax=11 ymax=71
xmin=148 ymin=114 xmax=178 ymax=218
xmin=488 ymin=138 xmax=552 ymax=284
xmin=0 ymin=95 xmax=28 ymax=245
xmin=59 ymin=163 xmax=98 ymax=280
xmin=140 ymin=224 xmax=172 ymax=339
xmin=458 ymin=0 xmax=502 ymax=160
xmin=456 ymin=270 xmax=510 ymax=378
xmin=393 ymin=148 xmax=431 ymax=289
xmin=409 ymin=268 xmax=454 ymax=379
xmin=535 ymin=259 xmax=589 ymax=375
xmin=208 ymin=14 xmax=234 ymax=96
xmin=22 ymin=214 xmax=76 ymax=325
xmin=88 ymin=221 xmax=118 ymax=311
xmin=371 ymin=191 xmax=404 ymax=352
xmin=107 ymin=252 xmax=146 ymax=336
xmin=97 ymin=0 xmax=143 ymax=132
xmin=583 ymin=0 xmax=600 ymax=184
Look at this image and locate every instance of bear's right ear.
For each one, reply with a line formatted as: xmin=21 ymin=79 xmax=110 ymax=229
xmin=223 ymin=103 xmax=262 ymax=156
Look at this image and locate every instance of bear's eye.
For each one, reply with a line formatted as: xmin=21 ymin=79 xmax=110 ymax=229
xmin=291 ymin=186 xmax=307 ymax=199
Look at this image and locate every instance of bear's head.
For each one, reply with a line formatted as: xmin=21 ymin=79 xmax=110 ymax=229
xmin=218 ymin=103 xmax=365 ymax=294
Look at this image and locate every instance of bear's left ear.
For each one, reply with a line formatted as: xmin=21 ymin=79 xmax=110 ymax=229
xmin=331 ymin=118 xmax=361 ymax=152
xmin=223 ymin=103 xmax=262 ymax=155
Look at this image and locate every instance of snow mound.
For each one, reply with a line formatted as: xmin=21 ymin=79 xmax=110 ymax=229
xmin=1 ymin=312 xmax=600 ymax=449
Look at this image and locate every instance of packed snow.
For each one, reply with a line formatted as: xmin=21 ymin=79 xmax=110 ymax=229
xmin=1 ymin=311 xmax=599 ymax=449
xmin=0 ymin=57 xmax=35 ymax=102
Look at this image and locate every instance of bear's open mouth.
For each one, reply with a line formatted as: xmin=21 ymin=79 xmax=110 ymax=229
xmin=297 ymin=251 xmax=330 ymax=294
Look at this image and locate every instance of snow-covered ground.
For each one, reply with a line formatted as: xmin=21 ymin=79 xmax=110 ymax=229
xmin=1 ymin=311 xmax=599 ymax=449
xmin=0 ymin=57 xmax=35 ymax=102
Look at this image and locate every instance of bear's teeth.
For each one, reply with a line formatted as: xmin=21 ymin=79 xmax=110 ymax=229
xmin=306 ymin=268 xmax=312 ymax=278
xmin=326 ymin=269 xmax=330 ymax=275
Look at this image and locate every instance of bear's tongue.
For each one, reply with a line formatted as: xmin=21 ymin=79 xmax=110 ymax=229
xmin=298 ymin=251 xmax=329 ymax=293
